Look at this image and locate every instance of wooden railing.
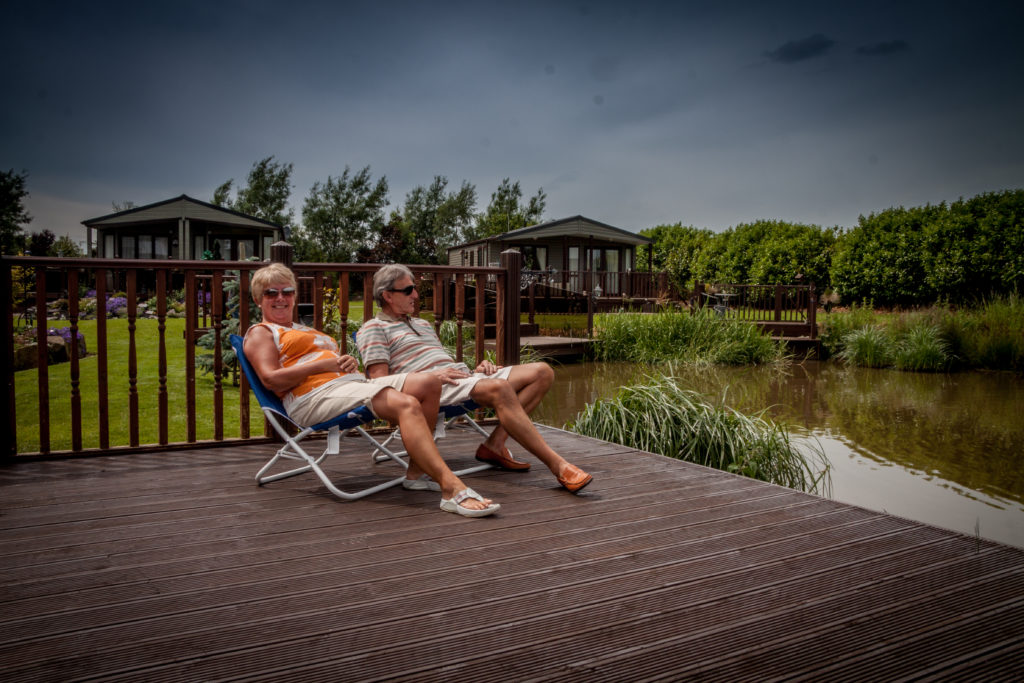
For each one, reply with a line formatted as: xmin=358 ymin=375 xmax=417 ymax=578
xmin=522 ymin=270 xmax=670 ymax=300
xmin=1 ymin=248 xmax=524 ymax=459
xmin=692 ymin=282 xmax=817 ymax=338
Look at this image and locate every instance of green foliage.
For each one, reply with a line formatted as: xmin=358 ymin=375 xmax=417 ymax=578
xmin=638 ymin=223 xmax=715 ymax=292
xmin=402 ymin=176 xmax=477 ymax=264
xmin=593 ymin=309 xmax=787 ymax=365
xmin=0 ymin=168 xmax=31 ymax=254
xmin=713 ymin=220 xmax=835 ymax=287
xmin=567 ymin=374 xmax=829 ymax=493
xmin=212 ymin=156 xmax=295 ymax=229
xmin=195 ymin=274 xmax=261 ymax=383
xmin=892 ymin=325 xmax=953 ymax=372
xmin=824 ymin=297 xmax=1024 ymax=372
xmin=295 ymin=165 xmax=389 ymax=263
xmin=28 ymin=229 xmax=56 ymax=256
xmin=466 ymin=178 xmax=545 ymax=241
xmin=50 ymin=235 xmax=84 ymax=257
xmin=818 ymin=303 xmax=879 ymax=356
xmin=836 ymin=326 xmax=895 ymax=368
xmin=830 ymin=190 xmax=1024 ymax=307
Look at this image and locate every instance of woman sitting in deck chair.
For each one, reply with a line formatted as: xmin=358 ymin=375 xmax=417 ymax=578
xmin=243 ymin=264 xmax=499 ymax=518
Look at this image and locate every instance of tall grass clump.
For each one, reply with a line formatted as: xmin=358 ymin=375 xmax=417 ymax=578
xmin=594 ymin=309 xmax=786 ymax=365
xmin=836 ymin=326 xmax=895 ymax=368
xmin=892 ymin=324 xmax=953 ymax=371
xmin=938 ymin=294 xmax=1024 ymax=372
xmin=818 ymin=303 xmax=880 ymax=356
xmin=824 ymin=295 xmax=1022 ymax=372
xmin=567 ymin=375 xmax=830 ymax=494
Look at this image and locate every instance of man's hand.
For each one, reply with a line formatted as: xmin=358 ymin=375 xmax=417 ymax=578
xmin=474 ymin=359 xmax=502 ymax=375
xmin=434 ymin=366 xmax=471 ymax=384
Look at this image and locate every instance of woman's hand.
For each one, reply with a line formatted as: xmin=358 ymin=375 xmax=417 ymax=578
xmin=335 ymin=354 xmax=358 ymax=374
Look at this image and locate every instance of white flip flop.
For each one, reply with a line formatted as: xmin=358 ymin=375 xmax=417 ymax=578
xmin=402 ymin=475 xmax=441 ymax=491
xmin=440 ymin=487 xmax=500 ymax=517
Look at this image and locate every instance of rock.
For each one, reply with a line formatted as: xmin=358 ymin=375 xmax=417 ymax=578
xmin=46 ymin=336 xmax=70 ymax=365
xmin=14 ymin=343 xmax=38 ymax=370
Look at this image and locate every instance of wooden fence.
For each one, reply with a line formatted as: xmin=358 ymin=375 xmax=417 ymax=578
xmin=1 ymin=248 xmax=524 ymax=459
xmin=693 ymin=282 xmax=817 ymax=339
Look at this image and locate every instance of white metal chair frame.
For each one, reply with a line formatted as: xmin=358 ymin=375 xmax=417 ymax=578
xmin=231 ymin=334 xmax=412 ymax=501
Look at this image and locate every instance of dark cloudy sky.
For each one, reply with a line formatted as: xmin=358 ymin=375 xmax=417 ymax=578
xmin=4 ymin=0 xmax=1023 ymax=245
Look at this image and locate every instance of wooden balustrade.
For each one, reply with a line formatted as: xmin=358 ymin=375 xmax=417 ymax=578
xmin=692 ymin=282 xmax=818 ymax=338
xmin=1 ymin=252 xmax=520 ymax=459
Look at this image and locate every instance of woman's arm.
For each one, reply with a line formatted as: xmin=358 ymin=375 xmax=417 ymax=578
xmin=243 ymin=326 xmax=357 ymax=393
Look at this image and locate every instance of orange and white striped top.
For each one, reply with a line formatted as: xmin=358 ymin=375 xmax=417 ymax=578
xmin=247 ymin=322 xmax=361 ymax=411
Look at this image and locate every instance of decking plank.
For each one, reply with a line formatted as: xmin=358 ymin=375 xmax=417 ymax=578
xmin=1 ymin=425 xmax=1021 ymax=681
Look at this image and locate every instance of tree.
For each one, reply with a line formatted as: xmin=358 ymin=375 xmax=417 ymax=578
xmin=466 ymin=178 xmax=545 ymax=241
xmin=212 ymin=156 xmax=295 ymax=229
xmin=402 ymin=176 xmax=477 ymax=264
xmin=1 ymin=168 xmax=31 ymax=254
xmin=294 ymin=165 xmax=389 ymax=263
xmin=367 ymin=210 xmax=416 ymax=264
xmin=111 ymin=200 xmax=136 ymax=212
xmin=51 ymin=235 xmax=84 ymax=257
xmin=28 ymin=229 xmax=56 ymax=256
xmin=640 ymin=223 xmax=715 ymax=291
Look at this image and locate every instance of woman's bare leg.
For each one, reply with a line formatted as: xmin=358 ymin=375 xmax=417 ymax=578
xmin=371 ymin=388 xmax=491 ymax=510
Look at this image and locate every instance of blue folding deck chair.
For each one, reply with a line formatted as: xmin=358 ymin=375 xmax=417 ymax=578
xmin=230 ymin=334 xmax=411 ymax=500
xmin=351 ymin=330 xmax=497 ymax=470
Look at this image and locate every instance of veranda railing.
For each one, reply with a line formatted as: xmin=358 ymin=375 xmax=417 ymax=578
xmin=2 ymin=248 xmax=524 ymax=459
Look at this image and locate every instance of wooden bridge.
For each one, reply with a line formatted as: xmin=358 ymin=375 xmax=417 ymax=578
xmin=2 ymin=424 xmax=1021 ymax=681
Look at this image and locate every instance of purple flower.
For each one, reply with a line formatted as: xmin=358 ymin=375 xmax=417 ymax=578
xmin=106 ymin=296 xmax=128 ymax=315
xmin=47 ymin=327 xmax=84 ymax=344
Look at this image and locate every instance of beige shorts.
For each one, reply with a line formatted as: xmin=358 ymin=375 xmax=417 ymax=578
xmin=439 ymin=366 xmax=514 ymax=406
xmin=287 ymin=373 xmax=409 ymax=427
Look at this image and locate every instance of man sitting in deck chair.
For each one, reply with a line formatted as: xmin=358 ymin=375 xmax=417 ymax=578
xmin=357 ymin=264 xmax=593 ymax=493
xmin=244 ymin=263 xmax=499 ymax=517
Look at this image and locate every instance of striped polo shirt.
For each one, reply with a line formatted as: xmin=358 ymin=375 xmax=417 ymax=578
xmin=357 ymin=312 xmax=469 ymax=375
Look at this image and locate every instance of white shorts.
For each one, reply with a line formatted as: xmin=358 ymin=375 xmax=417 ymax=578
xmin=287 ymin=373 xmax=409 ymax=427
xmin=439 ymin=366 xmax=514 ymax=406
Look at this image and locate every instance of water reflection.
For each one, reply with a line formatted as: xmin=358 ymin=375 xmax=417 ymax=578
xmin=534 ymin=360 xmax=1024 ymax=549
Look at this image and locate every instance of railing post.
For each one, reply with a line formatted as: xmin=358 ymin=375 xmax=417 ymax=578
xmin=808 ymin=281 xmax=818 ymax=339
xmin=498 ymin=249 xmax=521 ymax=366
xmin=774 ymin=285 xmax=784 ymax=322
xmin=270 ymin=240 xmax=293 ymax=267
xmin=1 ymin=261 xmax=15 ymax=459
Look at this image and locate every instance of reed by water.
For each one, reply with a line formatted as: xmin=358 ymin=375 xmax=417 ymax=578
xmin=568 ymin=374 xmax=830 ymax=494
xmin=593 ymin=309 xmax=787 ymax=365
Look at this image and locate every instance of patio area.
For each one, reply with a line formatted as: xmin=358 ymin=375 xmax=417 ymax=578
xmin=1 ymin=424 xmax=1022 ymax=681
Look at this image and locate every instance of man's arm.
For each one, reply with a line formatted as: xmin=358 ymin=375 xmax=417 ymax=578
xmin=365 ymin=361 xmax=390 ymax=380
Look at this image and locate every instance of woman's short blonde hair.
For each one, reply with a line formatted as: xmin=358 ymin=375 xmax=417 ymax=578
xmin=250 ymin=263 xmax=298 ymax=302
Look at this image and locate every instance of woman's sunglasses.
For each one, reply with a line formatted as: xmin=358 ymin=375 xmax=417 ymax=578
xmin=262 ymin=287 xmax=296 ymax=298
xmin=388 ymin=285 xmax=416 ymax=295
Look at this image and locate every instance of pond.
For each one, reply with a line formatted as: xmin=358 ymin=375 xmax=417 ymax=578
xmin=532 ymin=360 xmax=1024 ymax=550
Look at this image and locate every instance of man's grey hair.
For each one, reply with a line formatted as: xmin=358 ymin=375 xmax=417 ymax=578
xmin=373 ymin=264 xmax=415 ymax=308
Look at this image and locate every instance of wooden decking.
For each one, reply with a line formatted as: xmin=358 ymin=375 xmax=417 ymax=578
xmin=2 ymin=425 xmax=1022 ymax=681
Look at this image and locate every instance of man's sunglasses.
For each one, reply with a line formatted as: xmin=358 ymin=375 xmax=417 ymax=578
xmin=388 ymin=285 xmax=416 ymax=295
xmin=262 ymin=287 xmax=296 ymax=298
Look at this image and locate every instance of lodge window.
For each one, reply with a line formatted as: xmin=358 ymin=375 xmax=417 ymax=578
xmin=518 ymin=245 xmax=547 ymax=270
